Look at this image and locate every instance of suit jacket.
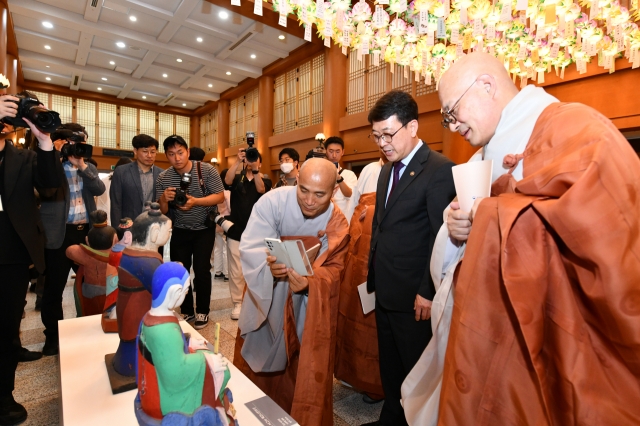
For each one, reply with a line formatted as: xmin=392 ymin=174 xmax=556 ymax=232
xmin=367 ymin=142 xmax=456 ymax=312
xmin=109 ymin=161 xmax=163 ymax=226
xmin=2 ymin=144 xmax=60 ymax=273
xmin=39 ymin=155 xmax=106 ymax=250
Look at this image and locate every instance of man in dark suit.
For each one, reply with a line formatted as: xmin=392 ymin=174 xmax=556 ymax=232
xmin=110 ymin=134 xmax=163 ymax=226
xmin=0 ymin=99 xmax=59 ymax=424
xmin=39 ymin=123 xmax=105 ymax=356
xmin=364 ymin=91 xmax=456 ymax=426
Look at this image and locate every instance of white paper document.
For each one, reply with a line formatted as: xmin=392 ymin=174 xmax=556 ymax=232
xmin=357 ymin=282 xmax=376 ymax=315
xmin=451 ymin=159 xmax=493 ymax=212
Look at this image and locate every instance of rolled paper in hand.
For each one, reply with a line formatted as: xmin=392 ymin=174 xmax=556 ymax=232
xmin=213 ymin=323 xmax=220 ymax=354
xmin=451 ymin=159 xmax=493 ymax=212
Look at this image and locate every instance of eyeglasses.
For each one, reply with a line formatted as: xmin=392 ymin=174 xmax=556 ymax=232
xmin=368 ymin=122 xmax=408 ymax=145
xmin=440 ymin=78 xmax=478 ymax=129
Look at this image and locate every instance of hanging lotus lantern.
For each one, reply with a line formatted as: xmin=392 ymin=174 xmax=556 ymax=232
xmin=351 ymin=1 xmax=372 ymax=22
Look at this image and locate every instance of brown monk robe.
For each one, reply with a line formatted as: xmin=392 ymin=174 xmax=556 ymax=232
xmin=232 ymin=159 xmax=350 ymax=426
xmin=334 ymin=192 xmax=384 ymax=399
xmin=438 ymin=102 xmax=640 ymax=425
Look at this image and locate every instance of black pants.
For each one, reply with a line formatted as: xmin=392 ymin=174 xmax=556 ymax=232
xmin=375 ymin=302 xmax=433 ymax=426
xmin=170 ymin=227 xmax=216 ymax=316
xmin=0 ymin=264 xmax=29 ymax=399
xmin=42 ymin=224 xmax=88 ymax=342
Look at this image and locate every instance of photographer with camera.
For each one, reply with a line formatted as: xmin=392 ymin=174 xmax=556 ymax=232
xmin=39 ymin=122 xmax=105 ymax=356
xmin=220 ymin=133 xmax=271 ymax=320
xmin=156 ymin=135 xmax=224 ymax=329
xmin=0 ymin=93 xmax=61 ymax=424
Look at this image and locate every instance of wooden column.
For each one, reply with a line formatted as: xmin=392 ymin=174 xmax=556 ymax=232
xmin=217 ymin=100 xmax=230 ymax=170
xmin=257 ymin=75 xmax=274 ymax=178
xmin=6 ymin=53 xmax=17 ymax=95
xmin=0 ymin=4 xmax=6 ymax=78
xmin=322 ymin=45 xmax=348 ymax=138
xmin=442 ymin=130 xmax=478 ymax=165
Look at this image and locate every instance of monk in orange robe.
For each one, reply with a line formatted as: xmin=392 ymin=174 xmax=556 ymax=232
xmin=431 ymin=52 xmax=640 ymax=425
xmin=233 ymin=159 xmax=350 ymax=426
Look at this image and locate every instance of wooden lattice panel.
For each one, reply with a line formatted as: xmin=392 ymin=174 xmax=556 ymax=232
xmin=391 ymin=64 xmax=412 ymax=94
xmin=273 ymin=74 xmax=285 ymax=135
xmin=98 ymin=103 xmax=117 ymax=148
xmin=367 ymin=62 xmax=388 ymax=110
xmin=26 ymin=90 xmax=50 ymax=108
xmin=229 ymin=98 xmax=240 ymax=147
xmin=244 ymin=87 xmax=259 ymax=140
xmin=284 ymin=68 xmax=297 ymax=133
xmin=158 ymin=113 xmax=175 ymax=151
xmin=176 ymin=115 xmax=190 ymax=145
xmin=119 ymin=106 xmax=137 ymax=150
xmin=310 ymin=55 xmax=324 ymax=125
xmin=139 ymin=110 xmax=157 ymax=144
xmin=298 ymin=61 xmax=311 ymax=129
xmin=347 ymin=51 xmax=365 ymax=115
xmin=416 ymin=78 xmax=437 ymax=97
xmin=51 ymin=95 xmax=73 ymax=125
xmin=76 ymin=99 xmax=96 ymax=144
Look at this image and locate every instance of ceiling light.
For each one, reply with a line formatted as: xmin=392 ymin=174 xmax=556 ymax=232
xmin=182 ymin=103 xmax=186 ymax=106
xmin=98 ymin=87 xmax=102 ymax=91
xmin=176 ymin=58 xmax=183 ymax=62
xmin=129 ymin=16 xmax=137 ymax=22
xmin=250 ymin=54 xmax=256 ymax=59
xmin=42 ymin=21 xmax=53 ymax=29
xmin=45 ymin=77 xmax=51 ymax=81
xmin=44 ymin=45 xmax=51 ymax=50
xmin=109 ymin=61 xmax=115 ymax=65
xmin=208 ymin=83 xmax=213 ymax=88
xmin=101 ymin=77 xmax=107 ymax=81
xmin=197 ymin=37 xmax=203 ymax=42
xmin=226 ymin=71 xmax=231 ymax=75
xmin=219 ymin=11 xmax=229 ymax=19
xmin=163 ymin=73 xmax=168 ymax=78
xmin=46 ymin=65 xmax=50 ymax=68
xmin=142 ymin=96 xmax=147 ymax=99
xmin=278 ymin=34 xmax=285 ymax=40
xmin=116 ymin=42 xmax=126 ymax=48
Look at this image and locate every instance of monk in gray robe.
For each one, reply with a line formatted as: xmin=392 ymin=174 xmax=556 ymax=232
xmin=233 ymin=158 xmax=350 ymax=426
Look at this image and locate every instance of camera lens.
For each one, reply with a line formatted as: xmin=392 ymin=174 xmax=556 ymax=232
xmin=28 ymin=106 xmax=61 ymax=133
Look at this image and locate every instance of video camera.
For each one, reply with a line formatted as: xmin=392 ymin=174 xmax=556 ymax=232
xmin=244 ymin=131 xmax=259 ymax=163
xmin=306 ymin=139 xmax=327 ymax=160
xmin=2 ymin=94 xmax=61 ymax=133
xmin=174 ymin=173 xmax=191 ymax=207
xmin=50 ymin=129 xmax=93 ymax=160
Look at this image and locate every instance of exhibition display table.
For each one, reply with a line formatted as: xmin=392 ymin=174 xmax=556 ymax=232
xmin=58 ymin=314 xmax=297 ymax=426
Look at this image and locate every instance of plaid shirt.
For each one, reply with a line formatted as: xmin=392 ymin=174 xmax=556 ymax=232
xmin=64 ymin=161 xmax=87 ymax=224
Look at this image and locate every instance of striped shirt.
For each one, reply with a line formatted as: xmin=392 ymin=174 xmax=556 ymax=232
xmin=155 ymin=161 xmax=224 ymax=230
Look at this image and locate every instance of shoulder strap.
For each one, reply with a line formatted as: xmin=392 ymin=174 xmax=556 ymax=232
xmin=196 ymin=161 xmax=207 ymax=195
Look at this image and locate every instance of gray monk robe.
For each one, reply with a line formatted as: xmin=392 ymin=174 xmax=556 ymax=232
xmin=233 ymin=186 xmax=350 ymax=426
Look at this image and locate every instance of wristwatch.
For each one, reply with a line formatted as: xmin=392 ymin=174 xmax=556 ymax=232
xmin=336 ymin=176 xmax=344 ymax=184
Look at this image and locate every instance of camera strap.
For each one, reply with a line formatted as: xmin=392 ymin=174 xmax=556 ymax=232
xmin=196 ymin=161 xmax=207 ymax=196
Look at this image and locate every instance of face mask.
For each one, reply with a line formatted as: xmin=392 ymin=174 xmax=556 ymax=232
xmin=280 ymin=162 xmax=294 ymax=174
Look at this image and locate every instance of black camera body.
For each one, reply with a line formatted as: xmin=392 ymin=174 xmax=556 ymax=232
xmin=174 ymin=173 xmax=191 ymax=207
xmin=245 ymin=131 xmax=259 ymax=163
xmin=51 ymin=129 xmax=93 ymax=160
xmin=2 ymin=95 xmax=61 ymax=133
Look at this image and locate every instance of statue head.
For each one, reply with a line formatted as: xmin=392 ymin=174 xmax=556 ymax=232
xmin=130 ymin=202 xmax=172 ymax=251
xmin=151 ymin=262 xmax=190 ymax=312
xmin=86 ymin=210 xmax=117 ymax=250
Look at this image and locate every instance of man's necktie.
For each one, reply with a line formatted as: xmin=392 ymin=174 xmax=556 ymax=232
xmin=388 ymin=161 xmax=405 ymax=200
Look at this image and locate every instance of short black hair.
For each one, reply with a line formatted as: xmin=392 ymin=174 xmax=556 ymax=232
xmin=163 ymin=134 xmax=188 ymax=152
xmin=87 ymin=210 xmax=117 ymax=250
xmin=279 ymin=148 xmax=300 ymax=163
xmin=131 ymin=202 xmax=170 ymax=245
xmin=115 ymin=157 xmax=133 ymax=168
xmin=189 ymin=147 xmax=206 ymax=161
xmin=132 ymin=134 xmax=159 ymax=150
xmin=368 ymin=90 xmax=419 ymax=126
xmin=324 ymin=136 xmax=344 ymax=150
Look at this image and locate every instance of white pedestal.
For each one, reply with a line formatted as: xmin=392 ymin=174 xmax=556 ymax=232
xmin=58 ymin=314 xmax=297 ymax=425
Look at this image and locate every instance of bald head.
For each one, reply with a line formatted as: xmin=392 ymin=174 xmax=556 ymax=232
xmin=439 ymin=52 xmax=519 ymax=147
xmin=296 ymin=158 xmax=339 ymax=218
